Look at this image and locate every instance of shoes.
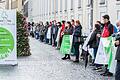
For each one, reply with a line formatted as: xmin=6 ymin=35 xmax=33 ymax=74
xmin=73 ymin=60 xmax=79 ymax=63
xmin=100 ymin=72 xmax=113 ymax=76
xmin=61 ymin=57 xmax=68 ymax=60
xmin=93 ymin=67 xmax=102 ymax=70
xmin=96 ymin=68 xmax=103 ymax=72
xmin=92 ymin=67 xmax=99 ymax=70
xmin=90 ymin=63 xmax=95 ymax=66
xmin=100 ymin=72 xmax=106 ymax=76
xmin=62 ymin=55 xmax=70 ymax=60
xmin=103 ymin=72 xmax=113 ymax=76
xmin=61 ymin=57 xmax=70 ymax=60
xmin=56 ymin=47 xmax=60 ymax=50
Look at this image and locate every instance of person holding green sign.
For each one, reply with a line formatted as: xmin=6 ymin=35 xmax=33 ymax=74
xmin=61 ymin=21 xmax=74 ymax=60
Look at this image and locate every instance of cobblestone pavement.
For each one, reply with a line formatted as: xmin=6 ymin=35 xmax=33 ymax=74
xmin=0 ymin=37 xmax=115 ymax=80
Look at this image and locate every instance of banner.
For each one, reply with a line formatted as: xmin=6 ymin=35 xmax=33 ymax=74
xmin=95 ymin=36 xmax=117 ymax=73
xmin=95 ymin=37 xmax=111 ymax=64
xmin=109 ymin=38 xmax=117 ymax=73
xmin=60 ymin=35 xmax=73 ymax=55
xmin=0 ymin=9 xmax=17 ymax=65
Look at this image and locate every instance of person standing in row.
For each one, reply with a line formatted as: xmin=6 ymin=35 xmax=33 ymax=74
xmin=62 ymin=21 xmax=74 ymax=60
xmin=115 ymin=20 xmax=120 ymax=80
xmin=32 ymin=22 xmax=36 ymax=38
xmin=47 ymin=22 xmax=52 ymax=45
xmin=56 ymin=22 xmax=62 ymax=49
xmin=72 ymin=20 xmax=82 ymax=62
xmin=27 ymin=22 xmax=31 ymax=36
xmin=44 ymin=22 xmax=49 ymax=44
xmin=71 ymin=19 xmax=75 ymax=28
xmin=71 ymin=19 xmax=76 ymax=55
xmin=39 ymin=22 xmax=45 ymax=42
xmin=51 ymin=21 xmax=56 ymax=46
xmin=88 ymin=22 xmax=102 ymax=69
xmin=35 ymin=23 xmax=40 ymax=39
xmin=59 ymin=21 xmax=66 ymax=47
xmin=100 ymin=15 xmax=114 ymax=76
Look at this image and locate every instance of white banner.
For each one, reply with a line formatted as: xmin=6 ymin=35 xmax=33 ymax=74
xmin=0 ymin=9 xmax=17 ymax=65
xmin=95 ymin=38 xmax=108 ymax=64
xmin=109 ymin=38 xmax=117 ymax=74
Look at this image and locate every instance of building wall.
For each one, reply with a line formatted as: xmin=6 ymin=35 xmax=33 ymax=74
xmin=0 ymin=0 xmax=6 ymax=9
xmin=30 ymin=0 xmax=120 ymax=35
xmin=5 ymin=0 xmax=23 ymax=12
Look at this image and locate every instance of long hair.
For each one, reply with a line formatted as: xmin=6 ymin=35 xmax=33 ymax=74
xmin=76 ymin=20 xmax=81 ymax=25
xmin=67 ymin=21 xmax=72 ymax=28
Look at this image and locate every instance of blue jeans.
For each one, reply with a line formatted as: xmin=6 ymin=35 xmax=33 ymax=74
xmin=115 ymin=61 xmax=120 ymax=80
xmin=93 ymin=48 xmax=98 ymax=59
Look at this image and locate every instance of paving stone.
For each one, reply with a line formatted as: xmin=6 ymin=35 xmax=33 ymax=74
xmin=0 ymin=37 xmax=115 ymax=80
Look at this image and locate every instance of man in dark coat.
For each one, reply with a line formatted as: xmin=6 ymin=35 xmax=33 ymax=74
xmin=115 ymin=20 xmax=120 ymax=80
xmin=51 ymin=21 xmax=58 ymax=47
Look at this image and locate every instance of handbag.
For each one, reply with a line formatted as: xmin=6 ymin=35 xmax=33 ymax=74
xmin=80 ymin=36 xmax=84 ymax=44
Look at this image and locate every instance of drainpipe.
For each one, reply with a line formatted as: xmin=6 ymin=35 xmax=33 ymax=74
xmin=90 ymin=0 xmax=93 ymax=32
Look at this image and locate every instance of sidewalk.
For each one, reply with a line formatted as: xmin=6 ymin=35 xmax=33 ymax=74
xmin=0 ymin=37 xmax=115 ymax=80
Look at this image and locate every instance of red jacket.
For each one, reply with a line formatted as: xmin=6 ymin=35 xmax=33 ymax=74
xmin=60 ymin=24 xmax=65 ymax=37
xmin=101 ymin=24 xmax=110 ymax=37
xmin=101 ymin=22 xmax=113 ymax=37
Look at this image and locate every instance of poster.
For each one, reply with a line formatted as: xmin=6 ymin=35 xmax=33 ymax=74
xmin=60 ymin=35 xmax=73 ymax=55
xmin=0 ymin=9 xmax=17 ymax=65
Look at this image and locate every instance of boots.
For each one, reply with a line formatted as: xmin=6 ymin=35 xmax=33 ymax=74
xmin=100 ymin=66 xmax=113 ymax=76
xmin=62 ymin=54 xmax=70 ymax=60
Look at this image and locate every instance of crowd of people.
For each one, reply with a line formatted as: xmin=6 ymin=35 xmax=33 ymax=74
xmin=27 ymin=15 xmax=120 ymax=80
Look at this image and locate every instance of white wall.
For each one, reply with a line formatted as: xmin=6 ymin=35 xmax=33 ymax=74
xmin=29 ymin=0 xmax=120 ymax=35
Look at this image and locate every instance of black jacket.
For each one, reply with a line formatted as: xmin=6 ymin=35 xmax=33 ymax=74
xmin=63 ymin=26 xmax=73 ymax=35
xmin=115 ymin=40 xmax=120 ymax=61
xmin=73 ymin=25 xmax=82 ymax=44
xmin=88 ymin=30 xmax=101 ymax=48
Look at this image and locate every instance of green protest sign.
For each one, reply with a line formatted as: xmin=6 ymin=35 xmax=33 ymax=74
xmin=60 ymin=35 xmax=73 ymax=55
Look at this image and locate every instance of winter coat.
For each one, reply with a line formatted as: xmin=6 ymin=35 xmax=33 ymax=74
xmin=73 ymin=25 xmax=82 ymax=44
xmin=115 ymin=42 xmax=120 ymax=61
xmin=63 ymin=26 xmax=73 ymax=35
xmin=88 ymin=29 xmax=101 ymax=48
xmin=39 ymin=25 xmax=45 ymax=35
xmin=115 ymin=30 xmax=120 ymax=61
xmin=51 ymin=24 xmax=58 ymax=40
